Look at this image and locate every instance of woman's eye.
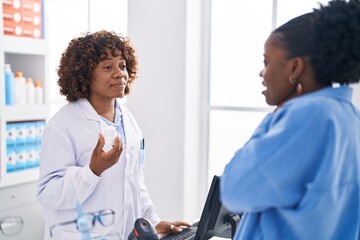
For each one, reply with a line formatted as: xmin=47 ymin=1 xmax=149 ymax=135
xmin=120 ymin=64 xmax=127 ymax=70
xmin=103 ymin=66 xmax=112 ymax=71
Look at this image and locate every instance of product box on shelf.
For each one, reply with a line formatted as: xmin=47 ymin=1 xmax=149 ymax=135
xmin=5 ymin=120 xmax=44 ymax=173
xmin=2 ymin=0 xmax=43 ymax=39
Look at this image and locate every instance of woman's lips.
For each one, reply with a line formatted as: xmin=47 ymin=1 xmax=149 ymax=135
xmin=111 ymin=83 xmax=126 ymax=88
xmin=261 ymin=82 xmax=267 ymax=94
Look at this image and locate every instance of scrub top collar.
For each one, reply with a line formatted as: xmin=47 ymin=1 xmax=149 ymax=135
xmin=312 ymin=84 xmax=353 ymax=102
xmin=286 ymin=84 xmax=353 ymax=106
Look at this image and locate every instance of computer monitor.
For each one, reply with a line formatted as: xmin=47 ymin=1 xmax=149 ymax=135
xmin=194 ymin=175 xmax=241 ymax=240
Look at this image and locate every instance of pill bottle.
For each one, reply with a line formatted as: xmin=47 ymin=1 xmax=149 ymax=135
xmin=14 ymin=71 xmax=26 ymax=105
xmin=103 ymin=125 xmax=117 ymax=151
xmin=34 ymin=81 xmax=43 ymax=104
xmin=26 ymin=78 xmax=35 ymax=105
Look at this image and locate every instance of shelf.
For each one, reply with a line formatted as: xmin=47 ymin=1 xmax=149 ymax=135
xmin=0 ymin=1 xmax=48 ymax=188
xmin=0 ymin=35 xmax=47 ymax=55
xmin=0 ymin=168 xmax=39 ymax=188
xmin=4 ymin=52 xmax=46 ymax=87
xmin=2 ymin=105 xmax=49 ymax=121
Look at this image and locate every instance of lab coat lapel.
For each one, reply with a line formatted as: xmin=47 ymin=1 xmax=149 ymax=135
xmin=78 ymin=99 xmax=102 ymax=122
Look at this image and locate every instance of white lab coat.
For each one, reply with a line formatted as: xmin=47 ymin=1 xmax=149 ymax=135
xmin=37 ymin=99 xmax=161 ymax=240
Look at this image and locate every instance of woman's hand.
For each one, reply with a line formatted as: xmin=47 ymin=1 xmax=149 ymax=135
xmin=89 ymin=134 xmax=123 ymax=176
xmin=155 ymin=220 xmax=192 ymax=236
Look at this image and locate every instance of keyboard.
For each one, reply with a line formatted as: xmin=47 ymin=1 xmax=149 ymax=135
xmin=160 ymin=227 xmax=197 ymax=240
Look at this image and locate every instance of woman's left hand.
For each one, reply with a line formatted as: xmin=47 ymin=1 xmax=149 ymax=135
xmin=155 ymin=220 xmax=192 ymax=236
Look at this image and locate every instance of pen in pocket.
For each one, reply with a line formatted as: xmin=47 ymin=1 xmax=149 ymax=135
xmin=140 ymin=138 xmax=145 ymax=164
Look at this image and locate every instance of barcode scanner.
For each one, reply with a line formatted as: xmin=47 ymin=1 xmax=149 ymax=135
xmin=128 ymin=218 xmax=159 ymax=240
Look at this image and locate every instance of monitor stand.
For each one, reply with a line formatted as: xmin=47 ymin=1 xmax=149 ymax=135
xmin=206 ymin=213 xmax=241 ymax=239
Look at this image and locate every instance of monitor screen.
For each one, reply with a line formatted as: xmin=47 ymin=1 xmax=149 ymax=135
xmin=194 ymin=175 xmax=241 ymax=240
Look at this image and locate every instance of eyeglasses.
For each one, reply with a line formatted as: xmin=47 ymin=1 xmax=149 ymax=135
xmin=50 ymin=209 xmax=115 ymax=238
xmin=0 ymin=216 xmax=24 ymax=236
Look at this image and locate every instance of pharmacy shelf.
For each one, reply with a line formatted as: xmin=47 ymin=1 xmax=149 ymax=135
xmin=1 ymin=104 xmax=49 ymax=121
xmin=0 ymin=106 xmax=48 ymax=189
xmin=0 ymin=1 xmax=49 ymax=188
xmin=0 ymin=168 xmax=39 ymax=188
xmin=0 ymin=36 xmax=48 ymax=55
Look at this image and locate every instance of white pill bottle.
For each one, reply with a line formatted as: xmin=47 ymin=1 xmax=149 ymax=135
xmin=102 ymin=125 xmax=117 ymax=152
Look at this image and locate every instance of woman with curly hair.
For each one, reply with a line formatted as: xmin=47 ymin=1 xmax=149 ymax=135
xmin=37 ymin=30 xmax=189 ymax=239
xmin=220 ymin=0 xmax=360 ymax=239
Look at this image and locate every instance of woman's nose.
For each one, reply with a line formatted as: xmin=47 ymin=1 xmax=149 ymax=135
xmin=114 ymin=67 xmax=125 ymax=78
xmin=259 ymin=69 xmax=263 ymax=77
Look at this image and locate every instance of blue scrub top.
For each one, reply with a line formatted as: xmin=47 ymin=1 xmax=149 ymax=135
xmin=220 ymin=85 xmax=360 ymax=240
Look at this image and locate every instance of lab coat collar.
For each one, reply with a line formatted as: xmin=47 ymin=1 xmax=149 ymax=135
xmin=78 ymin=98 xmax=125 ymax=127
xmin=78 ymin=99 xmax=102 ymax=122
xmin=78 ymin=98 xmax=124 ymax=122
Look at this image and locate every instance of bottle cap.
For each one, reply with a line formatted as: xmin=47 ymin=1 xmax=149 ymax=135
xmin=4 ymin=64 xmax=12 ymax=72
xmin=34 ymin=81 xmax=41 ymax=87
xmin=15 ymin=71 xmax=23 ymax=77
xmin=26 ymin=78 xmax=33 ymax=83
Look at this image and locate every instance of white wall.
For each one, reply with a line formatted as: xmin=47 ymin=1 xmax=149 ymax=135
xmin=352 ymin=84 xmax=360 ymax=108
xmin=127 ymin=0 xmax=205 ymax=222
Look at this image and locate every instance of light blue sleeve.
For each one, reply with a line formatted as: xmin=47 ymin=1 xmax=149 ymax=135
xmin=220 ymin=104 xmax=331 ymax=213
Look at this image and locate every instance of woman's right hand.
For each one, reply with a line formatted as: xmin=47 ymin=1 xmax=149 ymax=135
xmin=89 ymin=134 xmax=123 ymax=176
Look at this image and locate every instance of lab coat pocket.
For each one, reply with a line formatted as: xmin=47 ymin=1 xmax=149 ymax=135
xmin=140 ymin=148 xmax=145 ymax=165
xmin=139 ymin=137 xmax=145 ymax=165
xmin=124 ymin=148 xmax=139 ymax=176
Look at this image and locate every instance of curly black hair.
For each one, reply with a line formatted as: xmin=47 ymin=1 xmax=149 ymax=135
xmin=272 ymin=0 xmax=360 ymax=85
xmin=57 ymin=30 xmax=138 ymax=102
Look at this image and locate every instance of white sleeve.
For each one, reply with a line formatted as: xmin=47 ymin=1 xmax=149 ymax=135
xmin=37 ymin=125 xmax=100 ymax=209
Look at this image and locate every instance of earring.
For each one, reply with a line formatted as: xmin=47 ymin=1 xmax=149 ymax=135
xmin=289 ymin=77 xmax=297 ymax=84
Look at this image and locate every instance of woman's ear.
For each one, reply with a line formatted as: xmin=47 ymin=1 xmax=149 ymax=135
xmin=289 ymin=57 xmax=305 ymax=78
